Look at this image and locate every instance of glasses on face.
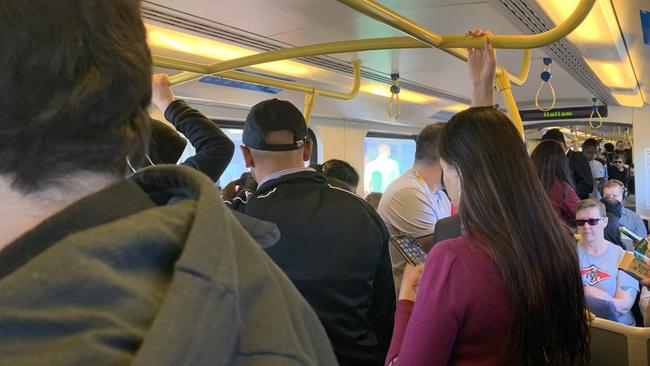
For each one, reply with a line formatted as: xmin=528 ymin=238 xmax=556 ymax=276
xmin=576 ymin=218 xmax=602 ymax=226
xmin=613 ymin=160 xmax=624 ymax=164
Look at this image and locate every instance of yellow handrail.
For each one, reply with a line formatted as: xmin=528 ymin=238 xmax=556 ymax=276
xmin=166 ymin=38 xmax=530 ymax=87
xmin=155 ymin=55 xmax=361 ymax=101
xmin=154 ymin=55 xmax=360 ymax=123
xmin=495 ymin=69 xmax=524 ymax=135
xmin=337 ymin=0 xmax=596 ymax=49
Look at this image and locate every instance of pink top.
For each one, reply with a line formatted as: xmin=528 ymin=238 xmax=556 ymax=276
xmin=547 ymin=179 xmax=580 ymax=226
xmin=386 ymin=235 xmax=512 ymax=366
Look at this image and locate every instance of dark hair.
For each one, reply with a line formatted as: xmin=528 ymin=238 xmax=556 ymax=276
xmin=582 ymin=138 xmax=599 ymax=149
xmin=322 ymin=159 xmax=359 ymax=188
xmin=600 ymin=197 xmax=625 ymax=249
xmin=604 ymin=143 xmax=615 ymax=152
xmin=601 ymin=197 xmax=623 ymax=218
xmin=530 ymin=140 xmax=574 ymax=193
xmin=365 ymin=192 xmax=382 ymax=209
xmin=309 ymin=163 xmax=323 ymax=172
xmin=612 ymin=152 xmax=626 ymax=162
xmin=415 ymin=123 xmax=444 ymax=164
xmin=439 ymin=107 xmax=589 ymax=365
xmin=541 ymin=128 xmax=566 ymax=145
xmin=0 ymin=0 xmax=152 ymax=193
xmin=604 ymin=212 xmax=625 ymax=250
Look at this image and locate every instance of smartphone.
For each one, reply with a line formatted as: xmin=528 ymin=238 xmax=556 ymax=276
xmin=390 ymin=234 xmax=427 ymax=266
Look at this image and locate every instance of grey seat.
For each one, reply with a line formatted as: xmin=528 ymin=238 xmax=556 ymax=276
xmin=590 ymin=317 xmax=650 ymax=366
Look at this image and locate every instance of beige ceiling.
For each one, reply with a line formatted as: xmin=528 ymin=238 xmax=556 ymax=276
xmin=147 ymin=0 xmax=642 ymax=125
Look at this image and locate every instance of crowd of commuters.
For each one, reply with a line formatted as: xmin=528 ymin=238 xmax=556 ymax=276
xmin=2 ymin=1 xmax=650 ymax=366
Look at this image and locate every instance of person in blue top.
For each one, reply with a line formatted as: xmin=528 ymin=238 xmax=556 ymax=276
xmin=576 ymin=199 xmax=639 ymax=325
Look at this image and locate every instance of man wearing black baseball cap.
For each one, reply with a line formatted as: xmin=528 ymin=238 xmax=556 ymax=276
xmin=233 ymin=98 xmax=396 ymax=366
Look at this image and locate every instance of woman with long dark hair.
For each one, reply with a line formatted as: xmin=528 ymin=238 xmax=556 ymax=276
xmin=385 ymin=30 xmax=589 ymax=365
xmin=531 ymin=140 xmax=580 ymax=226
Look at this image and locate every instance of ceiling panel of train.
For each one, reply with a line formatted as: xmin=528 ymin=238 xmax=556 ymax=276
xmin=145 ymin=0 xmax=648 ymax=126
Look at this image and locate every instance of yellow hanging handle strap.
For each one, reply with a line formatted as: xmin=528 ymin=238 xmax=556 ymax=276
xmin=303 ymin=89 xmax=318 ymax=126
xmin=625 ymin=128 xmax=634 ymax=149
xmin=388 ymin=73 xmax=401 ymax=120
xmin=589 ymin=98 xmax=603 ymax=129
xmin=535 ymin=58 xmax=556 ymax=112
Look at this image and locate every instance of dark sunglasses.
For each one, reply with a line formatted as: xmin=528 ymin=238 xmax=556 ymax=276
xmin=576 ymin=218 xmax=602 ymax=226
xmin=613 ymin=160 xmax=624 ymax=164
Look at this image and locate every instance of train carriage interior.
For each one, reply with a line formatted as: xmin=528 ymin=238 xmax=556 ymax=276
xmin=149 ymin=2 xmax=650 ymax=363
xmin=4 ymin=0 xmax=650 ymax=365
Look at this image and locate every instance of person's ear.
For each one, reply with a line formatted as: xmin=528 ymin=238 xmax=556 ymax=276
xmin=241 ymin=145 xmax=254 ymax=168
xmin=602 ymin=216 xmax=608 ymax=227
xmin=302 ymin=140 xmax=313 ymax=162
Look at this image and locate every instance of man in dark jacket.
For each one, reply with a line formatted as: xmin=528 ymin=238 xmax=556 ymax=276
xmin=542 ymin=129 xmax=593 ymax=199
xmin=0 ymin=1 xmax=336 ymax=364
xmin=149 ymin=73 xmax=235 ymax=182
xmin=231 ymin=99 xmax=396 ymax=366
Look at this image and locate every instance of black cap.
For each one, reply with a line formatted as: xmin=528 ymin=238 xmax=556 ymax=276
xmin=243 ymin=99 xmax=308 ymax=151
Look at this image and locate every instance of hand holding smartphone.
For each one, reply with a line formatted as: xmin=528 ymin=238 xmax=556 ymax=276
xmin=390 ymin=234 xmax=427 ymax=266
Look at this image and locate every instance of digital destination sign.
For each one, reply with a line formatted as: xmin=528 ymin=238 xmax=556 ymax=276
xmin=519 ymin=105 xmax=608 ymax=121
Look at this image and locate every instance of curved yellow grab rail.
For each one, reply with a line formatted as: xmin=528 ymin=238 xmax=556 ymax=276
xmin=167 ymin=37 xmax=530 ymax=87
xmin=155 ymin=55 xmax=361 ymax=101
xmin=154 ymin=55 xmax=360 ymax=123
xmin=337 ymin=0 xmax=596 ymax=49
xmin=438 ymin=47 xmax=531 ymax=86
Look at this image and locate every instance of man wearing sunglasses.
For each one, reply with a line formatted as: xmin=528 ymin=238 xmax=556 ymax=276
xmin=576 ymin=199 xmax=639 ymax=325
xmin=608 ymin=153 xmax=631 ymax=185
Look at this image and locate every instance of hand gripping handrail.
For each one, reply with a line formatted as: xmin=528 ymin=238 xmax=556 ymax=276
xmin=153 ymin=55 xmax=361 ymax=123
xmin=337 ymin=0 xmax=596 ymax=49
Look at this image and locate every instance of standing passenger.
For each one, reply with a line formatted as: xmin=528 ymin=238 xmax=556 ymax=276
xmin=542 ymin=128 xmax=594 ymax=199
xmin=377 ymin=123 xmax=451 ymax=293
xmin=607 ymin=153 xmax=631 ymax=185
xmin=531 ymin=140 xmax=580 ymax=226
xmin=582 ymin=138 xmax=607 ymax=199
xmin=0 ymin=1 xmax=337 ymax=365
xmin=385 ymin=30 xmax=589 ymax=366
xmin=148 ymin=73 xmax=235 ymax=182
xmin=232 ymin=99 xmax=395 ymax=366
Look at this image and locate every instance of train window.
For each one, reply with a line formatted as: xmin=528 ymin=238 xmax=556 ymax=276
xmin=177 ymin=122 xmax=318 ymax=188
xmin=363 ymin=132 xmax=416 ymax=195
